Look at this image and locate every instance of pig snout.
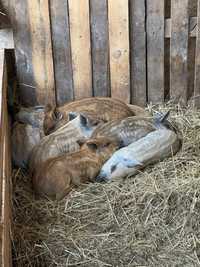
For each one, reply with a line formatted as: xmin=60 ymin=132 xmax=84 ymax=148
xmin=96 ymin=170 xmax=110 ymax=182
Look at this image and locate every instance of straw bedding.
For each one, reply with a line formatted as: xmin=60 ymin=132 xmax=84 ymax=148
xmin=12 ymin=104 xmax=200 ymax=267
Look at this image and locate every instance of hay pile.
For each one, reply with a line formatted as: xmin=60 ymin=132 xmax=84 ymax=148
xmin=12 ymin=104 xmax=200 ymax=267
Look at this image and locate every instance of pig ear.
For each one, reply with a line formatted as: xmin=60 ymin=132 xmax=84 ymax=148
xmin=76 ymin=138 xmax=87 ymax=147
xmin=79 ymin=114 xmax=89 ymax=127
xmin=68 ymin=111 xmax=79 ymax=121
xmin=86 ymin=140 xmax=98 ymax=151
xmin=123 ymin=158 xmax=143 ymax=168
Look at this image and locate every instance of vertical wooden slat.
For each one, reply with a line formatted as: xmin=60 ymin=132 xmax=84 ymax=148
xmin=50 ymin=0 xmax=74 ymax=106
xmin=170 ymin=0 xmax=189 ymax=103
xmin=130 ymin=0 xmax=146 ymax=106
xmin=11 ymin=0 xmax=38 ymax=106
xmin=0 ymin=49 xmax=12 ymax=267
xmin=146 ymin=0 xmax=165 ymax=103
xmin=108 ymin=0 xmax=130 ymax=103
xmin=28 ymin=0 xmax=55 ymax=105
xmin=68 ymin=0 xmax=92 ymax=99
xmin=90 ymin=0 xmax=110 ymax=97
xmin=194 ymin=0 xmax=200 ymax=107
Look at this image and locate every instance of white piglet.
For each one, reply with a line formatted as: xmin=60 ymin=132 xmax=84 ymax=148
xmin=96 ymin=128 xmax=182 ymax=181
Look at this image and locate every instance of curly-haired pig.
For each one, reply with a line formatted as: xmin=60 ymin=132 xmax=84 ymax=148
xmin=29 ymin=113 xmax=103 ymax=176
xmin=43 ymin=97 xmax=146 ymax=135
xmin=15 ymin=105 xmax=45 ymax=127
xmin=33 ymin=137 xmax=121 ymax=200
xmin=91 ymin=111 xmax=173 ymax=146
xmin=96 ymin=128 xmax=182 ymax=182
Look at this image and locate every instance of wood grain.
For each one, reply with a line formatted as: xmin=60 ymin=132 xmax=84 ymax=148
xmin=68 ymin=0 xmax=92 ymax=99
xmin=50 ymin=0 xmax=74 ymax=106
xmin=108 ymin=0 xmax=130 ymax=103
xmin=130 ymin=0 xmax=146 ymax=106
xmin=147 ymin=0 xmax=165 ymax=103
xmin=170 ymin=0 xmax=189 ymax=103
xmin=28 ymin=0 xmax=55 ymax=106
xmin=0 ymin=49 xmax=12 ymax=267
xmin=11 ymin=0 xmax=38 ymax=106
xmin=90 ymin=0 xmax=110 ymax=97
xmin=195 ymin=0 xmax=200 ymax=107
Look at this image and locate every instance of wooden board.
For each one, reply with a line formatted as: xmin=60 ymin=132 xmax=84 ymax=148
xmin=11 ymin=0 xmax=37 ymax=106
xmin=130 ymin=0 xmax=146 ymax=106
xmin=194 ymin=0 xmax=200 ymax=107
xmin=50 ymin=0 xmax=74 ymax=106
xmin=27 ymin=0 xmax=55 ymax=106
xmin=68 ymin=0 xmax=92 ymax=99
xmin=170 ymin=0 xmax=189 ymax=103
xmin=108 ymin=0 xmax=130 ymax=103
xmin=90 ymin=0 xmax=110 ymax=97
xmin=0 ymin=49 xmax=12 ymax=267
xmin=146 ymin=0 xmax=165 ymax=103
xmin=165 ymin=17 xmax=197 ymax=38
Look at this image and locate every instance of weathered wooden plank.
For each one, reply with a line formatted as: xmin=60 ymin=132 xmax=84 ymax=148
xmin=108 ymin=0 xmax=130 ymax=103
xmin=170 ymin=0 xmax=189 ymax=103
xmin=11 ymin=0 xmax=37 ymax=106
xmin=50 ymin=0 xmax=74 ymax=106
xmin=0 ymin=29 xmax=14 ymax=49
xmin=90 ymin=0 xmax=110 ymax=97
xmin=194 ymin=0 xmax=200 ymax=107
xmin=147 ymin=0 xmax=165 ymax=103
xmin=0 ymin=49 xmax=12 ymax=267
xmin=27 ymin=0 xmax=55 ymax=106
xmin=130 ymin=0 xmax=146 ymax=106
xmin=68 ymin=0 xmax=92 ymax=99
xmin=165 ymin=17 xmax=197 ymax=38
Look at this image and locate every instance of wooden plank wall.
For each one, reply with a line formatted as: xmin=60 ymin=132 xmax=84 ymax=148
xmin=2 ymin=0 xmax=200 ymax=107
xmin=0 ymin=49 xmax=12 ymax=267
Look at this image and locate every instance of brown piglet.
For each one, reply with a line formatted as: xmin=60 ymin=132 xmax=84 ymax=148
xmin=43 ymin=97 xmax=146 ymax=135
xmin=33 ymin=137 xmax=121 ymax=200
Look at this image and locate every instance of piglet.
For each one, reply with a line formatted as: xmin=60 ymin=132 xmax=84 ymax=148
xmin=15 ymin=105 xmax=45 ymax=128
xmin=33 ymin=137 xmax=121 ymax=200
xmin=29 ymin=113 xmax=103 ymax=176
xmin=43 ymin=97 xmax=146 ymax=135
xmin=96 ymin=128 xmax=182 ymax=182
xmin=92 ymin=111 xmax=173 ymax=146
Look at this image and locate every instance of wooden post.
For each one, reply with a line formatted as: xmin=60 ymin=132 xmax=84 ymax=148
xmin=50 ymin=0 xmax=74 ymax=106
xmin=130 ymin=0 xmax=146 ymax=106
xmin=90 ymin=0 xmax=110 ymax=97
xmin=170 ymin=0 xmax=189 ymax=104
xmin=146 ymin=0 xmax=165 ymax=103
xmin=28 ymin=0 xmax=55 ymax=106
xmin=195 ymin=0 xmax=200 ymax=107
xmin=108 ymin=0 xmax=130 ymax=103
xmin=0 ymin=49 xmax=12 ymax=267
xmin=68 ymin=0 xmax=92 ymax=99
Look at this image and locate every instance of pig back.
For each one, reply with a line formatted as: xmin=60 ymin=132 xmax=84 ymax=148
xmin=97 ymin=128 xmax=182 ymax=181
xmin=92 ymin=117 xmax=157 ymax=146
xmin=127 ymin=128 xmax=182 ymax=164
xmin=29 ymin=116 xmax=95 ymax=175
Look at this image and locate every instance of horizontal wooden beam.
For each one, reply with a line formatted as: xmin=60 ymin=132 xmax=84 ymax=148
xmin=165 ymin=17 xmax=197 ymax=38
